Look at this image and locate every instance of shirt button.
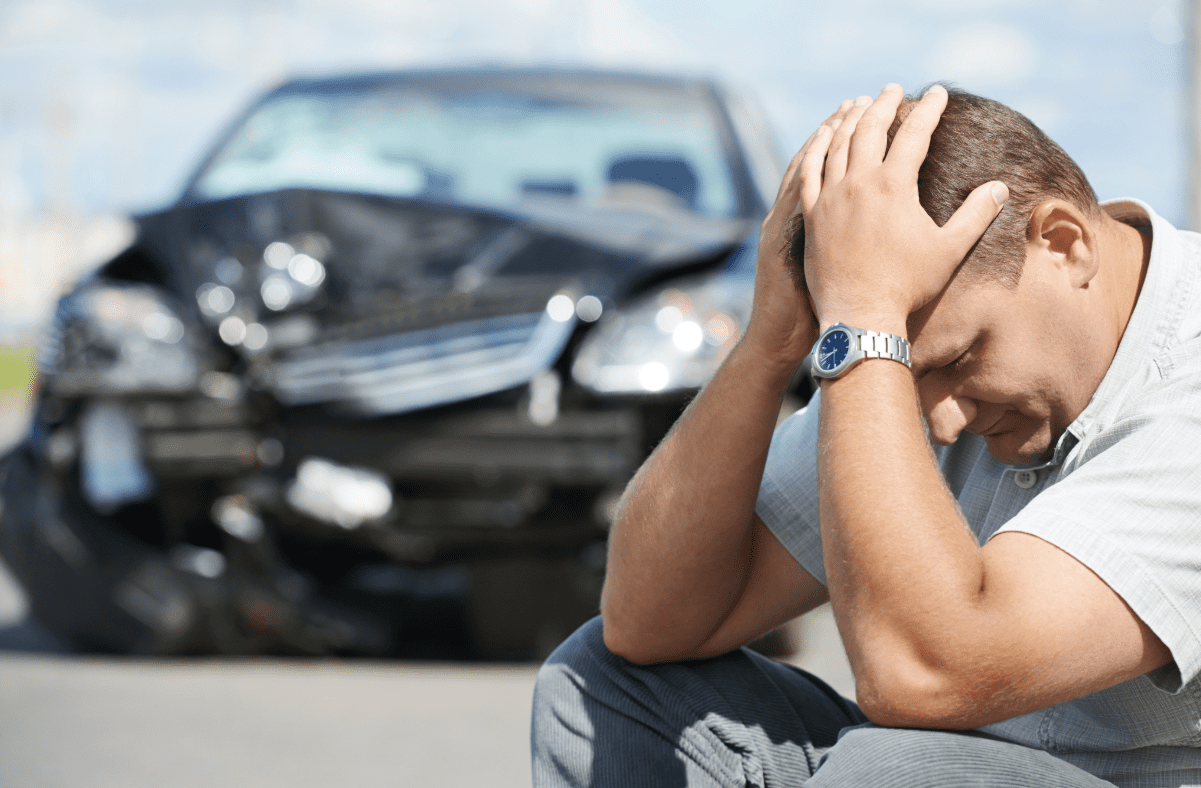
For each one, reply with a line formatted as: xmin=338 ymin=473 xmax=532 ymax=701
xmin=1013 ymin=470 xmax=1038 ymax=489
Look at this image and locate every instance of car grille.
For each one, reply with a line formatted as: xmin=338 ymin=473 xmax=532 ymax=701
xmin=269 ymin=310 xmax=576 ymax=416
xmin=136 ymin=398 xmax=260 ymax=477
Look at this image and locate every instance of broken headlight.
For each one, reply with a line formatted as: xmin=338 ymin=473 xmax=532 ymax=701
xmin=40 ymin=282 xmax=204 ymax=397
xmin=571 ymin=270 xmax=752 ymax=395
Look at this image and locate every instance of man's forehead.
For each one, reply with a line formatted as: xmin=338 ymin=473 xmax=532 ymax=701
xmin=906 ymin=274 xmax=1000 ymax=371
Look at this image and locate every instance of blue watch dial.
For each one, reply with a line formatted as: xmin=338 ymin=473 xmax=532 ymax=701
xmin=817 ymin=329 xmax=850 ymax=371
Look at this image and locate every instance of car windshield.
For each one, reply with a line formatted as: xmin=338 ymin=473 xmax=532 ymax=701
xmin=192 ymin=77 xmax=743 ymax=218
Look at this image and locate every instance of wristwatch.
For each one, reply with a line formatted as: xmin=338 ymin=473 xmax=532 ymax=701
xmin=809 ymin=323 xmax=911 ymax=379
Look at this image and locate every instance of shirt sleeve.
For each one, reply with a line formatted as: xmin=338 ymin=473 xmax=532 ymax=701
xmin=995 ymin=405 xmax=1201 ymax=692
xmin=754 ymin=392 xmax=826 ymax=585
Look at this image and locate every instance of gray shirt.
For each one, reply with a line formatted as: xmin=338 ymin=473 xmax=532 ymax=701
xmin=756 ymin=199 xmax=1201 ymax=787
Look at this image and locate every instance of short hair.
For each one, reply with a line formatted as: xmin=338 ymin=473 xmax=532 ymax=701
xmin=787 ymin=85 xmax=1099 ymax=288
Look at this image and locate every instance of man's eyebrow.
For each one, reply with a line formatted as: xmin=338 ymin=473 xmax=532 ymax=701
xmin=913 ymin=342 xmax=970 ymax=379
xmin=914 ymin=360 xmax=941 ymax=379
xmin=910 ymin=347 xmax=941 ymax=378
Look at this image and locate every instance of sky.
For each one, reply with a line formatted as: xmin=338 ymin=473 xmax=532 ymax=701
xmin=0 ymin=0 xmax=1191 ymax=226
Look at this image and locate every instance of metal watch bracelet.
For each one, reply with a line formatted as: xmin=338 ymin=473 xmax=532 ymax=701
xmin=856 ymin=328 xmax=911 ymax=366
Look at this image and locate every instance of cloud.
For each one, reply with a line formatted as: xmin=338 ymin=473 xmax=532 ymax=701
xmin=1149 ymin=4 xmax=1185 ymax=46
xmin=928 ymin=23 xmax=1038 ymax=88
xmin=580 ymin=0 xmax=695 ymax=67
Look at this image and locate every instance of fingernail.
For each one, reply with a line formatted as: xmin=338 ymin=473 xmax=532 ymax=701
xmin=991 ymin=181 xmax=1009 ymax=207
xmin=829 ymin=118 xmax=843 ymax=131
xmin=853 ymin=95 xmax=871 ymax=106
xmin=924 ymin=84 xmax=947 ymax=98
xmin=879 ymin=83 xmax=901 ymax=96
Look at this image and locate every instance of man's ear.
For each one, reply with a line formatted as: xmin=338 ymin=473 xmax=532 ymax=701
xmin=1026 ymin=199 xmax=1099 ymax=288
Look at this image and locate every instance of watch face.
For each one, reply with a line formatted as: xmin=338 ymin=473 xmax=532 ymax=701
xmin=817 ymin=328 xmax=851 ymax=372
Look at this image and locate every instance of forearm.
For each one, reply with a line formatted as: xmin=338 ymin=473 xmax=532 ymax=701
xmin=600 ymin=334 xmax=802 ymax=660
xmin=818 ymin=362 xmax=989 ymax=721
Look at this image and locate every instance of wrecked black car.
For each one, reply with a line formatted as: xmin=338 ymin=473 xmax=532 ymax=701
xmin=0 ymin=68 xmax=787 ymax=658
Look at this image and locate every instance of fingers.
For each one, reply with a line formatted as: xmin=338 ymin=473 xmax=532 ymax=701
xmin=772 ymin=99 xmax=855 ymax=209
xmin=825 ymin=98 xmax=855 ymax=127
xmin=939 ymin=180 xmax=1009 ymax=261
xmin=769 ymin=128 xmax=827 ymax=228
xmin=883 ymin=84 xmax=948 ymax=177
xmin=822 ymin=95 xmax=874 ymax=184
xmin=773 ymin=140 xmax=809 ymax=206
xmin=799 ymin=123 xmax=834 ymax=212
xmin=844 ymin=83 xmax=904 ymax=170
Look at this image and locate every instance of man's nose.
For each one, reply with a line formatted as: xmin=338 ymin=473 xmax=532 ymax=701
xmin=923 ymin=393 xmax=977 ymax=445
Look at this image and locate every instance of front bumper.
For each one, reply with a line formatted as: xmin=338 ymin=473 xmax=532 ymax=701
xmin=128 ymin=391 xmax=649 ymax=563
xmin=0 ymin=446 xmax=393 ymax=656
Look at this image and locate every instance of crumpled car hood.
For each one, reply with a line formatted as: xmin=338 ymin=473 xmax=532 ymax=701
xmin=125 ymin=189 xmax=750 ymax=415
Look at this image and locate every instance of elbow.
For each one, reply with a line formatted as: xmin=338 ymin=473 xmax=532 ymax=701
xmin=855 ymin=677 xmax=952 ymax=730
xmin=600 ymin=613 xmax=675 ymax=666
xmin=599 ymin=601 xmax=673 ymax=665
xmin=598 ymin=575 xmax=735 ymax=666
xmin=853 ymin=657 xmax=993 ymax=730
xmin=602 ymin=625 xmax=658 ymax=666
xmin=600 ymin=595 xmax=717 ymax=665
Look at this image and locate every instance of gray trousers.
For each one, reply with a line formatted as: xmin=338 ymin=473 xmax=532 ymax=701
xmin=531 ymin=617 xmax=1117 ymax=787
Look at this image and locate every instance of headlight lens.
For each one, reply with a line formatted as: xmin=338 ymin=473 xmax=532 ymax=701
xmin=40 ymin=282 xmax=204 ymax=396
xmin=572 ymin=271 xmax=751 ymax=394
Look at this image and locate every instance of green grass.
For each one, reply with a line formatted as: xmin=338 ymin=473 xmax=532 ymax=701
xmin=0 ymin=346 xmax=36 ymax=398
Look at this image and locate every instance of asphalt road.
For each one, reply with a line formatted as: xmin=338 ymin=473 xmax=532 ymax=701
xmin=0 ymin=644 xmax=540 ymax=788
xmin=0 ymin=398 xmax=855 ymax=788
xmin=0 ymin=568 xmax=854 ymax=788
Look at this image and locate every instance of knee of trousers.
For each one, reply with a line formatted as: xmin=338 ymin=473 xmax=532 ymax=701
xmin=809 ymin=725 xmax=1100 ymax=788
xmin=532 ymin=615 xmax=693 ymax=756
xmin=532 ymin=615 xmax=609 ymax=720
xmin=530 ymin=616 xmax=617 ymax=785
xmin=809 ymin=726 xmax=983 ymax=787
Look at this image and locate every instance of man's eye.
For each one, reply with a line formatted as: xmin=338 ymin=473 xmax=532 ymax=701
xmin=941 ymin=352 xmax=968 ymax=371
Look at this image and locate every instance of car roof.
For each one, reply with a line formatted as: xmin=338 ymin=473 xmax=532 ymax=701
xmin=267 ymin=66 xmax=722 ymax=97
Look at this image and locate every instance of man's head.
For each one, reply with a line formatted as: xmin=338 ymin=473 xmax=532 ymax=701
xmin=904 ymin=86 xmax=1101 ymax=286
xmin=788 ymin=86 xmax=1100 ymax=287
xmin=791 ymin=87 xmax=1147 ymax=465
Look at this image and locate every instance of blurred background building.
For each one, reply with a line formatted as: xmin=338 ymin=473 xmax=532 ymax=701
xmin=0 ymin=0 xmax=1189 ymax=345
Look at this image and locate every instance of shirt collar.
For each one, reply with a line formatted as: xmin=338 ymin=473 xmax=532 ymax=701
xmin=1064 ymin=198 xmax=1186 ymax=448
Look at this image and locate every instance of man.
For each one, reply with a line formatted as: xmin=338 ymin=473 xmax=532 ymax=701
xmin=532 ymin=83 xmax=1201 ymax=786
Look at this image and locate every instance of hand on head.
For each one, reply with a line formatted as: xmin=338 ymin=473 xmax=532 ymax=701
xmin=747 ymin=98 xmax=862 ymax=368
xmin=797 ymin=83 xmax=1009 ymax=337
